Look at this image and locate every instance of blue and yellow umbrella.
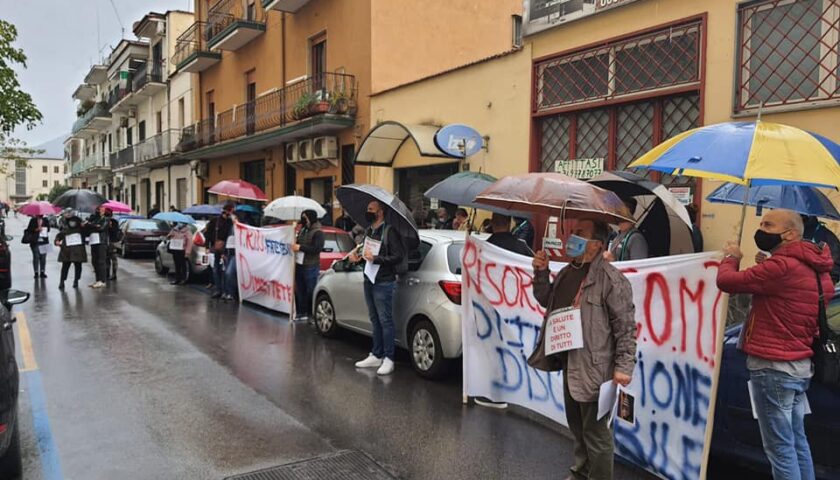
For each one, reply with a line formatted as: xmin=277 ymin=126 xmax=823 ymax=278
xmin=629 ymin=121 xmax=840 ymax=189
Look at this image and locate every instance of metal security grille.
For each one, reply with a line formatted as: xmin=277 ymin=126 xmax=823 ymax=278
xmin=736 ymin=0 xmax=840 ymax=112
xmin=541 ymin=115 xmax=570 ymax=173
xmin=536 ymin=19 xmax=702 ymax=112
xmin=615 ymin=102 xmax=654 ymax=171
xmin=660 ymin=94 xmax=701 ymax=188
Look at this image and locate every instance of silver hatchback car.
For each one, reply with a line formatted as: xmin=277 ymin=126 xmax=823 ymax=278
xmin=312 ymin=229 xmax=468 ymax=379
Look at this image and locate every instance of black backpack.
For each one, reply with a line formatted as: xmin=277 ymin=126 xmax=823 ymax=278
xmin=813 ymin=271 xmax=840 ymax=387
xmin=381 ymin=224 xmax=409 ymax=276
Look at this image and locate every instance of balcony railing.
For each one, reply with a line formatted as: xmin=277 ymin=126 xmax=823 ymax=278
xmin=206 ymin=0 xmax=266 ymax=45
xmin=107 ymin=86 xmax=132 ymax=110
xmin=131 ymin=61 xmax=165 ymax=92
xmin=71 ymin=102 xmax=111 ymax=134
xmin=71 ymin=161 xmax=84 ymax=175
xmin=136 ymin=130 xmax=179 ymax=163
xmin=179 ymin=72 xmax=357 ymax=152
xmin=110 ymin=146 xmax=136 ymax=170
xmin=173 ymin=21 xmax=221 ymax=71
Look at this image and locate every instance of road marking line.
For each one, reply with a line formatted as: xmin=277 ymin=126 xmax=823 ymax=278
xmin=17 ymin=311 xmax=38 ymax=371
xmin=25 ymin=370 xmax=64 ymax=480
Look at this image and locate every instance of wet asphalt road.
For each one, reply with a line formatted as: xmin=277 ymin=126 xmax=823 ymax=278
xmin=4 ymin=216 xmax=664 ymax=480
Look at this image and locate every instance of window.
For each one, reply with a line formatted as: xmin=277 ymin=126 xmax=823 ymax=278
xmin=241 ymin=159 xmax=265 ymax=191
xmin=156 ymin=111 xmax=162 ymax=134
xmin=139 ymin=121 xmax=146 ymax=142
xmin=512 ymin=15 xmax=523 ymax=49
xmin=126 ymin=126 xmax=134 ymax=146
xmin=535 ymin=19 xmax=702 ymax=111
xmin=246 ymin=0 xmax=257 ymax=21
xmin=341 ymin=144 xmax=355 ymax=185
xmin=311 ymin=35 xmax=327 ymax=90
xmin=245 ymin=70 xmax=256 ymax=135
xmin=54 ymin=166 xmax=59 ymax=173
xmin=178 ymin=98 xmax=185 ymax=128
xmin=42 ymin=180 xmax=48 ymax=187
xmin=42 ymin=166 xmax=48 ymax=173
xmin=54 ymin=180 xmax=60 ymax=187
xmin=736 ymin=0 xmax=840 ymax=112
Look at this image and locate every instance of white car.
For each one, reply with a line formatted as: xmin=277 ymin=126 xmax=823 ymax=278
xmin=313 ymin=229 xmax=470 ymax=379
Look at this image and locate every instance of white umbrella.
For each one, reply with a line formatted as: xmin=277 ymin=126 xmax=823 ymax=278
xmin=264 ymin=196 xmax=327 ymax=220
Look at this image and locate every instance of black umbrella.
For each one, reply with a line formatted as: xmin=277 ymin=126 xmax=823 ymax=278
xmin=52 ymin=189 xmax=107 ymax=213
xmin=336 ymin=184 xmax=419 ymax=250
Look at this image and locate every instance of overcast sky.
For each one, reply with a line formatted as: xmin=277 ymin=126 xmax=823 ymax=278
xmin=2 ymin=0 xmax=193 ymax=148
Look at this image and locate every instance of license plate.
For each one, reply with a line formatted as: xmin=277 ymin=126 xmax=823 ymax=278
xmin=200 ymin=255 xmax=209 ymax=265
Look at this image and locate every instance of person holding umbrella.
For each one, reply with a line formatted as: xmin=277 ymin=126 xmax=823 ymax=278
xmin=24 ymin=213 xmax=50 ymax=278
xmin=606 ymin=198 xmax=649 ymax=261
xmin=55 ymin=210 xmax=86 ymax=290
xmin=166 ymin=222 xmax=193 ymax=285
xmin=292 ymin=209 xmax=324 ymax=320
xmin=105 ymin=208 xmax=121 ymax=280
xmin=85 ymin=204 xmax=110 ymax=289
xmin=205 ymin=202 xmax=235 ymax=300
xmin=349 ymin=200 xmax=406 ymax=376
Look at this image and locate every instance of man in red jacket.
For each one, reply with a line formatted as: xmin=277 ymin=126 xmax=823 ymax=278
xmin=717 ymin=209 xmax=833 ymax=480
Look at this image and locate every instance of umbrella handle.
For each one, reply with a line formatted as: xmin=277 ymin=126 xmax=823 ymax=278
xmin=736 ymin=180 xmax=751 ymax=244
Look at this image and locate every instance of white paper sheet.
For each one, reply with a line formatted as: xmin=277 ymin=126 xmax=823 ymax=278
xmin=598 ymin=380 xmax=618 ymax=421
xmin=38 ymin=244 xmax=52 ymax=255
xmin=363 ymin=236 xmax=382 ymax=283
xmin=169 ymin=238 xmax=185 ymax=251
xmin=225 ymin=235 xmax=236 ymax=249
xmin=544 ymin=307 xmax=584 ymax=356
xmin=65 ymin=233 xmax=82 ymax=247
xmin=89 ymin=233 xmax=100 ymax=245
xmin=295 ymin=251 xmax=304 ymax=265
xmin=39 ymin=229 xmax=48 ymax=238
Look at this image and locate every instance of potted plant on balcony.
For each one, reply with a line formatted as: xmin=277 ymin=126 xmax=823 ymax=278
xmin=293 ymin=91 xmax=316 ymax=120
xmin=309 ymin=90 xmax=331 ymax=115
xmin=328 ymin=89 xmax=352 ymax=114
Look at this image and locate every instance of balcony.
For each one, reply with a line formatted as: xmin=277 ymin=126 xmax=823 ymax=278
xmin=206 ymin=0 xmax=266 ymax=52
xmin=135 ymin=130 xmax=180 ymax=166
xmin=72 ymin=84 xmax=97 ymax=102
xmin=84 ymin=64 xmax=108 ymax=85
xmin=108 ymin=84 xmax=135 ymax=114
xmin=173 ymin=22 xmax=221 ymax=73
xmin=131 ymin=61 xmax=166 ymax=98
xmin=71 ymin=161 xmax=85 ymax=175
xmin=262 ymin=0 xmax=311 ymax=13
xmin=179 ymin=72 xmax=357 ymax=159
xmin=72 ymin=102 xmax=112 ymax=134
xmin=110 ymin=146 xmax=135 ymax=170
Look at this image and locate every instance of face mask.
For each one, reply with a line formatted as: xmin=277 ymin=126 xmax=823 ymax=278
xmin=365 ymin=211 xmax=377 ymax=223
xmin=565 ymin=234 xmax=589 ymax=258
xmin=68 ymin=221 xmax=78 ymax=228
xmin=754 ymin=229 xmax=786 ymax=252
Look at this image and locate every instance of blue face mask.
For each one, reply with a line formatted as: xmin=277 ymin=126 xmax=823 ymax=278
xmin=565 ymin=234 xmax=589 ymax=258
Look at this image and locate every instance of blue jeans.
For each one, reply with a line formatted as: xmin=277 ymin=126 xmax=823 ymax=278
xmin=295 ymin=265 xmax=319 ymax=316
xmin=223 ymin=251 xmax=237 ymax=297
xmin=749 ymin=368 xmax=815 ymax=480
xmin=363 ymin=279 xmax=396 ymax=360
xmin=212 ymin=251 xmax=226 ymax=294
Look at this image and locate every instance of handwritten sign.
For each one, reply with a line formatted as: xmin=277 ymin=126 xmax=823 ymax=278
xmin=66 ymin=233 xmax=82 ymax=247
xmin=363 ymin=237 xmax=382 ymax=283
xmin=554 ymin=158 xmax=604 ymax=179
xmin=461 ymin=237 xmax=726 ymax=480
xmin=234 ymin=222 xmax=296 ymax=315
xmin=169 ymin=238 xmax=185 ymax=251
xmin=545 ymin=307 xmax=583 ymax=355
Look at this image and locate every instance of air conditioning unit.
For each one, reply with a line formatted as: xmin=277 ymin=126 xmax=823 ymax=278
xmin=155 ymin=22 xmax=166 ymax=35
xmin=298 ymin=139 xmax=313 ymax=161
xmin=312 ymin=136 xmax=338 ymax=159
xmin=285 ymin=142 xmax=299 ymax=163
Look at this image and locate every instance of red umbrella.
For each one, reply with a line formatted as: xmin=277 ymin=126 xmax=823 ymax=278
xmin=208 ymin=179 xmax=267 ymax=202
xmin=18 ymin=201 xmax=60 ymax=216
xmin=101 ymin=200 xmax=132 ymax=213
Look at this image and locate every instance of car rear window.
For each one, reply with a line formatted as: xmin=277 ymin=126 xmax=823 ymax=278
xmin=324 ymin=232 xmax=355 ymax=253
xmin=129 ymin=220 xmax=169 ymax=232
xmin=447 ymin=243 xmax=464 ymax=274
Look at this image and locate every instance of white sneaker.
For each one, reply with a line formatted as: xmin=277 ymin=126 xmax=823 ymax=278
xmin=355 ymin=354 xmax=383 ymax=368
xmin=377 ymin=358 xmax=395 ymax=376
xmin=93 ymin=281 xmax=106 ymax=289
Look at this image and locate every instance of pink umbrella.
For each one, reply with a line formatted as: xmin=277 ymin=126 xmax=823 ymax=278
xmin=101 ymin=200 xmax=133 ymax=213
xmin=18 ymin=201 xmax=60 ymax=216
xmin=208 ymin=179 xmax=267 ymax=202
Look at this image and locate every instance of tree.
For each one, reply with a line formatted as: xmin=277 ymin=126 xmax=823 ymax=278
xmin=46 ymin=184 xmax=71 ymax=203
xmin=0 ymin=20 xmax=42 ymax=132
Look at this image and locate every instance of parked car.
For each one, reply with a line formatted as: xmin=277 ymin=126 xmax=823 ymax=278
xmin=154 ymin=224 xmax=211 ymax=282
xmin=314 ymin=226 xmax=356 ymax=271
xmin=114 ymin=219 xmax=171 ymax=257
xmin=0 ymin=219 xmax=9 ymax=290
xmin=711 ymin=290 xmax=840 ymax=479
xmin=312 ymin=230 xmax=466 ymax=379
xmin=0 ymin=288 xmax=31 ymax=478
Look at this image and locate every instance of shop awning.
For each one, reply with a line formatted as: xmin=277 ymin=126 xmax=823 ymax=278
xmin=355 ymin=121 xmax=455 ymax=167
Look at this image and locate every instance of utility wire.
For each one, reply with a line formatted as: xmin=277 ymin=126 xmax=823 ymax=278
xmin=108 ymin=0 xmax=125 ymax=38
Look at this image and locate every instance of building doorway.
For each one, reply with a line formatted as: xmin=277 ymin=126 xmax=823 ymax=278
xmin=304 ymin=176 xmax=333 ymax=225
xmin=397 ymin=162 xmax=459 ymax=227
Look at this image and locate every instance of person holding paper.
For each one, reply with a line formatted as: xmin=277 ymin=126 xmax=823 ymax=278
xmin=717 ymin=209 xmax=833 ymax=480
xmin=85 ymin=205 xmax=110 ymax=289
xmin=349 ymin=200 xmax=405 ymax=376
xmin=206 ymin=203 xmax=234 ymax=299
xmin=292 ymin=209 xmax=324 ymax=321
xmin=528 ymin=218 xmax=637 ymax=480
xmin=25 ymin=214 xmax=50 ymax=278
xmin=167 ymin=222 xmax=193 ymax=285
xmin=55 ymin=211 xmax=87 ymax=290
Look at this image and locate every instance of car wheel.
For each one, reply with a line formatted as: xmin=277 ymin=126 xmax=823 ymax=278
xmin=154 ymin=253 xmax=168 ymax=275
xmin=410 ymin=319 xmax=448 ymax=380
xmin=0 ymin=417 xmax=22 ymax=478
xmin=314 ymin=293 xmax=340 ymax=337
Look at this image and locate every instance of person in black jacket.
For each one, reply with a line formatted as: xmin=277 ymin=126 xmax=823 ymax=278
xmin=85 ymin=205 xmax=110 ymax=289
xmin=292 ymin=209 xmax=324 ymax=320
xmin=206 ymin=203 xmax=234 ymax=299
xmin=104 ymin=208 xmax=121 ymax=280
xmin=349 ymin=200 xmax=405 ymax=376
xmin=55 ymin=212 xmax=86 ymax=289
xmin=487 ymin=213 xmax=534 ymax=257
xmin=25 ymin=214 xmax=50 ymax=278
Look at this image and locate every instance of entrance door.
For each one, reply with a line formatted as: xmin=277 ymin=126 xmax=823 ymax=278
xmin=304 ymin=176 xmax=333 ymax=225
xmin=245 ymin=70 xmax=256 ymax=135
xmin=397 ymin=162 xmax=459 ymax=227
xmin=141 ymin=179 xmax=151 ymax=215
xmin=155 ymin=181 xmax=165 ymax=210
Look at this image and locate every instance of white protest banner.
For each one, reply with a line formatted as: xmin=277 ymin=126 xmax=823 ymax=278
xmin=461 ymin=236 xmax=726 ymax=480
xmin=233 ymin=222 xmax=296 ymax=314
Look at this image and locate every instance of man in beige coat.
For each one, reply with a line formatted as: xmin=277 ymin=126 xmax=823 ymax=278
xmin=528 ymin=218 xmax=636 ymax=480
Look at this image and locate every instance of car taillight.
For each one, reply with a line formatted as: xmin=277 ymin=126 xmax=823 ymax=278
xmin=439 ymin=280 xmax=462 ymax=305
